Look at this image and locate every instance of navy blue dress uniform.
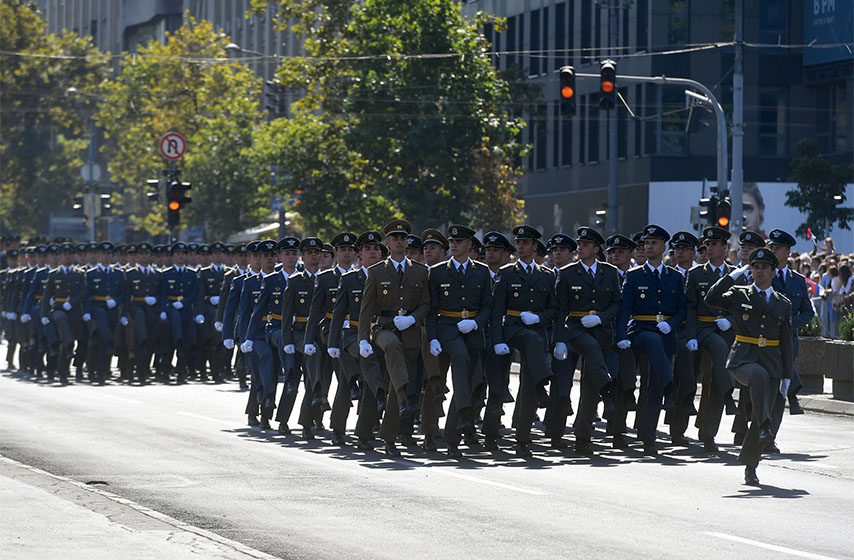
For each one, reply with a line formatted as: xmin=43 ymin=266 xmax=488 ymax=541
xmin=357 ymin=219 xmax=431 ymax=455
xmin=554 ymin=227 xmax=621 ymax=453
xmin=83 ymin=242 xmax=126 ymax=384
xmin=616 ymin=225 xmax=687 ymax=454
xmin=279 ymin=237 xmax=324 ymax=438
xmin=195 ymin=244 xmax=227 ymax=381
xmin=705 ymin=248 xmax=793 ymax=484
xmin=490 ymin=225 xmax=558 ymax=456
xmin=217 ymin=244 xmax=249 ymax=387
xmin=40 ymin=244 xmax=87 ymax=383
xmin=21 ymin=246 xmax=52 ymax=377
xmin=425 ymin=224 xmax=493 ymax=456
xmin=122 ymin=244 xmax=161 ymax=384
xmin=159 ymin=243 xmax=199 ymax=383
xmin=235 ymin=247 xmax=268 ymax=424
xmin=685 ymin=227 xmax=736 ymax=450
xmin=768 ymin=228 xmax=814 ymax=435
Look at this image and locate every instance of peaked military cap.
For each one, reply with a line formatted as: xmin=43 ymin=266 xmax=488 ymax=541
xmin=356 ymin=231 xmax=382 ymax=249
xmin=35 ymin=245 xmax=49 ymax=255
xmin=739 ymin=230 xmax=765 ymax=247
xmin=135 ymin=242 xmax=153 ymax=252
xmin=642 ymin=224 xmax=670 ymax=242
xmin=236 ymin=244 xmax=248 ymax=254
xmin=331 ymin=232 xmax=357 ymax=248
xmin=186 ymin=243 xmax=199 ymax=252
xmin=768 ymin=229 xmax=796 ymax=248
xmin=210 ymin=242 xmax=226 ymax=252
xmin=383 ymin=219 xmax=412 ymax=236
xmin=225 ymin=244 xmax=236 ymax=254
xmin=6 ymin=249 xmax=19 ymax=258
xmin=421 ymin=229 xmax=449 ymax=249
xmin=197 ymin=244 xmax=211 ymax=254
xmin=536 ymin=239 xmax=548 ymax=257
xmin=749 ymin=248 xmax=779 ymax=267
xmin=701 ymin=226 xmax=731 ymax=243
xmin=7 ymin=234 xmax=21 ymax=241
xmin=277 ymin=237 xmax=300 ymax=251
xmin=407 ymin=234 xmax=423 ymax=250
xmin=670 ymin=231 xmax=699 ymax=248
xmin=548 ymin=233 xmax=578 ymax=252
xmin=631 ymin=231 xmax=645 ymax=244
xmin=576 ymin=226 xmax=605 ymax=246
xmin=379 ymin=243 xmax=389 ymax=258
xmin=59 ymin=243 xmax=76 ymax=253
xmin=300 ymin=237 xmax=323 ymax=252
xmin=322 ymin=243 xmax=334 ymax=254
xmin=47 ymin=244 xmax=59 ymax=254
xmin=85 ymin=242 xmax=98 ymax=252
xmin=447 ymin=224 xmax=475 ymax=241
xmin=471 ymin=235 xmax=483 ymax=253
xmin=606 ymin=234 xmax=636 ymax=251
xmin=245 ymin=241 xmax=260 ymax=253
xmin=256 ymin=239 xmax=278 ymax=253
xmin=150 ymin=245 xmax=163 ymax=255
xmin=482 ymin=231 xmax=514 ymax=253
xmin=513 ymin=224 xmax=541 ymax=240
xmin=170 ymin=242 xmax=189 ymax=253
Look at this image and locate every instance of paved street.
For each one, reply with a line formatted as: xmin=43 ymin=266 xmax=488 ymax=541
xmin=1 ymin=349 xmax=853 ymax=560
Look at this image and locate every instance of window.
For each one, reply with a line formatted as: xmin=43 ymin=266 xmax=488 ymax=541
xmin=621 ymin=5 xmax=629 ymax=49
xmin=541 ymin=7 xmax=549 ymax=75
xmin=518 ymin=13 xmax=526 ymax=73
xmin=636 ymin=0 xmax=648 ymax=52
xmin=759 ymin=88 xmax=786 ymax=157
xmin=568 ymin=1 xmax=575 ymax=66
xmin=618 ymin=88 xmax=628 ymax=159
xmin=588 ymin=95 xmax=600 ymax=163
xmin=530 ymin=9 xmax=540 ymax=76
xmin=660 ymin=87 xmax=686 ymax=155
xmin=579 ymin=95 xmax=587 ymax=163
xmin=581 ymin=0 xmax=592 ymax=64
xmin=536 ymin=104 xmax=547 ymax=170
xmin=562 ymin=103 xmax=573 ymax=166
xmin=721 ymin=0 xmax=735 ymax=41
xmin=553 ymin=101 xmax=561 ymax=167
xmin=594 ymin=5 xmax=602 ymax=60
xmin=645 ymin=85 xmax=657 ymax=155
xmin=814 ymin=83 xmax=849 ymax=154
xmin=667 ymin=0 xmax=687 ymax=45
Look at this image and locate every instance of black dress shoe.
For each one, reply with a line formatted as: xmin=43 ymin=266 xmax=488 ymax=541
xmin=758 ymin=426 xmax=774 ymax=444
xmin=702 ymin=438 xmax=719 ymax=452
xmin=612 ymin=434 xmax=629 ymax=449
xmin=260 ymin=418 xmax=272 ymax=430
xmin=457 ymin=410 xmax=475 ymax=434
xmin=602 ymin=400 xmax=616 ymax=420
xmin=311 ymin=394 xmax=323 ymax=407
xmin=575 ymin=441 xmax=594 ymax=455
xmin=248 ymin=415 xmax=260 ymax=427
xmin=301 ymin=427 xmax=315 ymax=440
xmin=399 ymin=434 xmax=417 ymax=447
xmin=724 ymin=395 xmax=738 ymax=416
xmin=515 ymin=442 xmax=533 ymax=458
xmin=350 ymin=385 xmax=362 ymax=401
xmin=744 ymin=466 xmax=760 ymax=486
xmin=464 ymin=433 xmax=479 ymax=447
xmin=356 ymin=437 xmax=374 ymax=451
xmin=278 ymin=423 xmax=291 ymax=435
xmin=734 ymin=432 xmax=746 ymax=446
xmin=399 ymin=402 xmax=417 ymax=420
xmin=422 ymin=434 xmax=438 ymax=452
xmin=642 ymin=442 xmax=658 ymax=456
xmin=376 ymin=391 xmax=387 ymax=413
xmin=446 ymin=444 xmax=463 ymax=458
xmin=331 ymin=430 xmax=346 ymax=446
xmin=789 ymin=396 xmax=805 ymax=415
xmin=763 ymin=441 xmax=781 ymax=454
xmin=384 ymin=441 xmax=401 ymax=457
xmin=536 ymin=386 xmax=550 ymax=409
xmin=484 ymin=437 xmax=499 ymax=451
xmin=671 ymin=435 xmax=690 ymax=446
xmin=550 ymin=437 xmax=568 ymax=450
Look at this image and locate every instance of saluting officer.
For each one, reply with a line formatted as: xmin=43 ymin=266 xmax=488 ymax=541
xmin=491 ymin=225 xmax=558 ymax=457
xmin=616 ymin=225 xmax=687 ymax=456
xmin=554 ymin=227 xmax=621 ymax=454
xmin=705 ymin=248 xmax=793 ymax=486
xmin=357 ymin=219 xmax=431 ymax=457
xmin=426 ymin=224 xmax=493 ymax=458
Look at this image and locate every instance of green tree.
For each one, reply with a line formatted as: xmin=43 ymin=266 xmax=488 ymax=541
xmin=787 ymin=138 xmax=854 ymax=240
xmin=95 ymin=15 xmax=268 ymax=239
xmin=0 ymin=0 xmax=109 ymax=236
xmin=255 ymin=0 xmax=529 ymax=232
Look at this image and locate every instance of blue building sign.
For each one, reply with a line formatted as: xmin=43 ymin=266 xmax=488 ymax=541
xmin=803 ymin=0 xmax=854 ymax=66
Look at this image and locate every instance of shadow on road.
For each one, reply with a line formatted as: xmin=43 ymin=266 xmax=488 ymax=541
xmin=722 ymin=485 xmax=810 ymax=499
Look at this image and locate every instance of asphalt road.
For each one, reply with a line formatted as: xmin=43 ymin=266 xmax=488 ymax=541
xmin=1 ymin=355 xmax=852 ymax=560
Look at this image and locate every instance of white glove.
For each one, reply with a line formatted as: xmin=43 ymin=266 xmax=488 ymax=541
xmin=7 ymin=312 xmax=16 ymax=320
xmin=210 ymin=296 xmax=220 ymax=306
xmin=359 ymin=340 xmax=373 ymax=358
xmin=617 ymin=339 xmax=631 ymax=350
xmin=62 ymin=301 xmax=72 ymax=311
xmin=41 ymin=317 xmax=50 ymax=325
xmin=686 ymin=339 xmax=698 ymax=351
xmin=304 ymin=343 xmax=317 ymax=355
xmin=194 ymin=314 xmax=205 ymax=324
xmin=494 ymin=343 xmax=511 ymax=355
xmin=342 ymin=319 xmax=350 ymax=329
xmin=393 ymin=315 xmax=416 ymax=331
xmin=780 ymin=378 xmax=791 ymax=397
xmin=429 ymin=339 xmax=442 ymax=356
xmin=172 ymin=300 xmax=184 ymax=310
xmin=456 ymin=319 xmax=477 ymax=333
xmin=20 ymin=314 xmax=31 ymax=323
xmin=120 ymin=316 xmax=128 ymax=326
xmin=214 ymin=321 xmax=223 ymax=332
xmin=729 ymin=264 xmax=750 ymax=279
xmin=715 ymin=318 xmax=731 ymax=332
xmin=553 ymin=342 xmax=568 ymax=360
xmin=240 ymin=340 xmax=254 ymax=353
xmin=284 ymin=344 xmax=296 ymax=354
xmin=160 ymin=312 xmax=168 ymax=321
xmin=520 ymin=311 xmax=540 ymax=325
xmin=581 ymin=314 xmax=602 ymax=328
xmin=82 ymin=313 xmax=91 ymax=322
xmin=144 ymin=296 xmax=157 ymax=306
xmin=106 ymin=298 xmax=117 ymax=309
xmin=327 ymin=347 xmax=340 ymax=359
xmin=657 ymin=321 xmax=672 ymax=335
xmin=223 ymin=338 xmax=235 ymax=349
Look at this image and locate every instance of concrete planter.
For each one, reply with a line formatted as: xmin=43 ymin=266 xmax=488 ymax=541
xmin=825 ymin=340 xmax=854 ymax=402
xmin=795 ymin=337 xmax=828 ymax=394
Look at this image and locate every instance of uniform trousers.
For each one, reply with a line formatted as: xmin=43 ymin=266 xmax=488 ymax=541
xmin=630 ymin=330 xmax=675 ymax=444
xmin=372 ymin=328 xmax=420 ymax=443
xmin=694 ymin=332 xmax=733 ymax=440
xmin=606 ymin=346 xmax=637 ymax=436
xmin=566 ymin=333 xmax=611 ymax=442
xmin=507 ymin=328 xmax=552 ymax=444
xmin=730 ymin=363 xmax=776 ymax=468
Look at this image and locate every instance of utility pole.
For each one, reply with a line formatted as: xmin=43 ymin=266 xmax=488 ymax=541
xmin=607 ymin=0 xmax=619 ymax=236
xmin=730 ymin=0 xmax=744 ymax=237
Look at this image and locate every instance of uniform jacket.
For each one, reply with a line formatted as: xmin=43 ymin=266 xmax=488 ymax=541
xmin=426 ymin=258 xmax=493 ymax=346
xmin=22 ymin=266 xmax=50 ymax=314
xmin=554 ymin=260 xmax=622 ymax=351
xmin=236 ymin=272 xmax=263 ymax=343
xmin=616 ymin=263 xmax=687 ymax=343
xmin=685 ymin=262 xmax=734 ymax=342
xmin=328 ymin=267 xmax=367 ymax=350
xmin=159 ymin=266 xmax=198 ymax=316
xmin=40 ymin=266 xmax=87 ymax=318
xmin=490 ymin=260 xmax=558 ymax=348
xmin=222 ymin=271 xmax=249 ymax=341
xmin=281 ymin=270 xmax=318 ymax=346
xmin=245 ymin=270 xmax=288 ymax=341
xmin=306 ymin=266 xmax=347 ymax=347
xmin=123 ymin=266 xmax=162 ymax=308
xmin=772 ymin=267 xmax=815 ymax=357
xmin=196 ymin=265 xmax=226 ymax=309
xmin=215 ymin=266 xmax=241 ymax=324
xmin=84 ymin=265 xmax=125 ymax=315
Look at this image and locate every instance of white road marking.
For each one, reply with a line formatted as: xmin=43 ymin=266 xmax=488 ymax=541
xmin=394 ymin=458 xmax=551 ymax=496
xmin=178 ymin=411 xmax=239 ymax=427
xmin=704 ymin=531 xmax=842 ymax=560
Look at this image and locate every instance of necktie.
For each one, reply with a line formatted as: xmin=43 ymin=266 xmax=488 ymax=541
xmin=654 ymin=268 xmax=660 ymax=281
xmin=397 ymin=264 xmax=403 ymax=282
xmin=528 ymin=264 xmax=533 ymax=276
xmin=589 ymin=267 xmax=595 ymax=282
xmin=778 ymin=270 xmax=784 ymax=283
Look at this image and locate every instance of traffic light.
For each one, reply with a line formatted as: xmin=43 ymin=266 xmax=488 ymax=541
xmin=699 ymin=195 xmax=719 ymax=226
xmin=167 ymin=181 xmax=192 ymax=228
xmin=559 ymin=65 xmax=576 ymax=116
xmin=99 ymin=193 xmax=111 ymax=215
xmin=599 ymin=60 xmax=617 ymax=110
xmin=265 ymin=79 xmax=286 ymax=117
xmin=146 ymin=179 xmax=160 ymax=203
xmin=716 ymin=197 xmax=731 ymax=228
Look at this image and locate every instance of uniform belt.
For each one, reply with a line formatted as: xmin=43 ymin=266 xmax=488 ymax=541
xmin=378 ymin=309 xmax=411 ymax=317
xmin=132 ymin=296 xmax=150 ymax=302
xmin=205 ymin=294 xmax=217 ymax=301
xmin=294 ymin=316 xmax=308 ymax=323
xmin=268 ymin=313 xmax=282 ymax=321
xmin=347 ymin=319 xmax=359 ymax=327
xmin=325 ymin=312 xmax=334 ymax=319
xmin=506 ymin=309 xmax=523 ymax=317
xmin=92 ymin=295 xmax=111 ymax=302
xmin=53 ymin=297 xmax=69 ymax=303
xmin=35 ymin=295 xmax=42 ymax=301
xmin=632 ymin=314 xmax=671 ymax=322
xmin=735 ymin=335 xmax=779 ymax=347
xmin=697 ymin=315 xmax=719 ymax=323
xmin=168 ymin=295 xmax=184 ymax=301
xmin=569 ymin=310 xmax=599 ymax=317
xmin=439 ymin=309 xmax=476 ymax=318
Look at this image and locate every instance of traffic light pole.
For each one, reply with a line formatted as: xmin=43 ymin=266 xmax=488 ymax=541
xmin=168 ymin=160 xmax=177 ymax=244
xmin=607 ymin=0 xmax=619 ymax=236
xmin=730 ymin=0 xmax=745 ymax=237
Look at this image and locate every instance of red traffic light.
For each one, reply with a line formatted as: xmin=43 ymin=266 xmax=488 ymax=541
xmin=169 ymin=201 xmax=180 ymax=211
xmin=601 ymin=81 xmax=614 ymax=93
xmin=561 ymin=86 xmax=574 ymax=99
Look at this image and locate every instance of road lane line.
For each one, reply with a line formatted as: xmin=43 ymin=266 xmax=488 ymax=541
xmin=703 ymin=531 xmax=842 ymax=560
xmin=178 ymin=411 xmax=240 ymax=427
xmin=394 ymin=458 xmax=552 ymax=496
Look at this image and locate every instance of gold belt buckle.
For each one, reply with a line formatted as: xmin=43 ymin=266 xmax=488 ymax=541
xmin=588 ymin=310 xmax=598 ymax=316
xmin=758 ymin=337 xmax=767 ymax=348
xmin=461 ymin=309 xmax=470 ymax=319
xmin=398 ymin=308 xmax=406 ymax=316
xmin=655 ymin=313 xmax=664 ymax=322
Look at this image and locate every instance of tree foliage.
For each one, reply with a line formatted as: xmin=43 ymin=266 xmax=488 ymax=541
xmin=0 ymin=0 xmax=109 ymax=236
xmin=787 ymin=138 xmax=854 ymax=239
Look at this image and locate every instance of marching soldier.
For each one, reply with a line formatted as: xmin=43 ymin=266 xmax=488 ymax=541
xmin=217 ymin=244 xmax=250 ymax=387
xmin=40 ymin=243 xmax=86 ymax=384
xmin=159 ymin=243 xmax=199 ymax=384
xmin=83 ymin=241 xmax=125 ymax=384
xmin=195 ymin=243 xmax=227 ymax=382
xmin=123 ymin=243 xmax=161 ymax=384
xmin=705 ymin=248 xmax=793 ymax=485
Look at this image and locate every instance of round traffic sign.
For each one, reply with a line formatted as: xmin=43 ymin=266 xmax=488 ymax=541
xmin=160 ymin=132 xmax=187 ymax=160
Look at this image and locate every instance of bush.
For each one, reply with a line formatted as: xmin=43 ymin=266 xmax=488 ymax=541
xmin=840 ymin=313 xmax=854 ymax=342
xmin=800 ymin=316 xmax=824 ymax=337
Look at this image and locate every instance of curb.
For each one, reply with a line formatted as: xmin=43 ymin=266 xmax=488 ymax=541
xmin=799 ymin=395 xmax=854 ymax=417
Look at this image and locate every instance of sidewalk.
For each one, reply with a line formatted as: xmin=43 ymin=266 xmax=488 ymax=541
xmin=0 ymin=456 xmax=279 ymax=560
